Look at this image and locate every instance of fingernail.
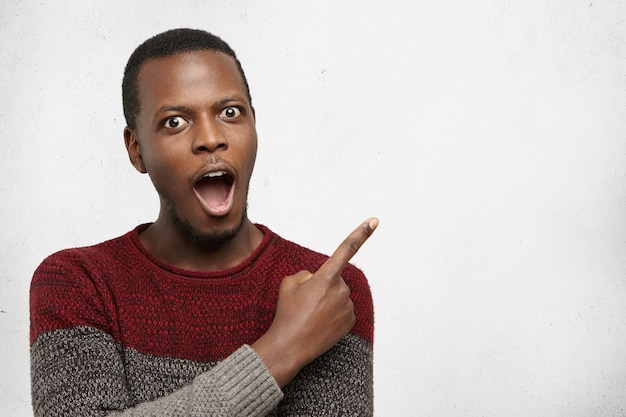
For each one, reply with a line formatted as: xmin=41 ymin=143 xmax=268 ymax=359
xmin=367 ymin=217 xmax=379 ymax=231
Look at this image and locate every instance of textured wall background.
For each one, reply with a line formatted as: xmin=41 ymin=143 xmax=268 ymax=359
xmin=1 ymin=1 xmax=625 ymax=415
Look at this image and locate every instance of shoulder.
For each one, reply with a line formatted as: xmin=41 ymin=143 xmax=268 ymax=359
xmin=30 ymin=228 xmax=142 ymax=344
xmin=33 ymin=225 xmax=146 ymax=278
xmin=31 ymin=226 xmax=144 ymax=305
xmin=34 ymin=233 xmax=128 ymax=280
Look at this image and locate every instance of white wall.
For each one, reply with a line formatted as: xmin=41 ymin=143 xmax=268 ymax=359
xmin=2 ymin=1 xmax=625 ymax=415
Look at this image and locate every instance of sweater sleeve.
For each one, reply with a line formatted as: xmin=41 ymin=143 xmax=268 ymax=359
xmin=30 ymin=252 xmax=283 ymax=417
xmin=276 ymin=333 xmax=374 ymax=416
xmin=273 ymin=263 xmax=375 ymax=416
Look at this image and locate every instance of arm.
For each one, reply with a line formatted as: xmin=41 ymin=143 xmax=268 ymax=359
xmin=270 ymin=256 xmax=375 ymax=416
xmin=250 ymin=218 xmax=378 ymax=389
xmin=251 ymin=219 xmax=377 ymax=416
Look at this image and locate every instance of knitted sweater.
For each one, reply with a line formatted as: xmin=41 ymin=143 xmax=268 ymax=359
xmin=30 ymin=224 xmax=374 ymax=416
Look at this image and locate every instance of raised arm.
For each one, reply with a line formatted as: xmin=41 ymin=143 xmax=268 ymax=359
xmin=251 ymin=217 xmax=378 ymax=388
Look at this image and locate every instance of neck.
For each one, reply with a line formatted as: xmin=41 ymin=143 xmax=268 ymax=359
xmin=138 ymin=217 xmax=264 ymax=272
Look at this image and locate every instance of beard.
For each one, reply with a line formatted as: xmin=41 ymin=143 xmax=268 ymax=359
xmin=174 ymin=207 xmax=247 ymax=249
xmin=170 ymin=204 xmax=248 ymax=249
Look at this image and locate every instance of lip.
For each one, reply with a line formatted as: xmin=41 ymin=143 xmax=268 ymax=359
xmin=193 ymin=160 xmax=237 ymax=183
xmin=192 ymin=162 xmax=237 ymax=217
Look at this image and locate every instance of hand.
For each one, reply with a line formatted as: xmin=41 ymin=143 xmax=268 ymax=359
xmin=251 ymin=217 xmax=379 ymax=388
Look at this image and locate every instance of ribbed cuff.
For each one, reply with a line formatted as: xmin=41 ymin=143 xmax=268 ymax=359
xmin=198 ymin=345 xmax=283 ymax=416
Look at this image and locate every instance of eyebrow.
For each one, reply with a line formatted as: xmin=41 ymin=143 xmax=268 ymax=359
xmin=156 ymin=105 xmax=192 ymax=114
xmin=217 ymin=95 xmax=247 ymax=105
xmin=156 ymin=96 xmax=247 ymax=114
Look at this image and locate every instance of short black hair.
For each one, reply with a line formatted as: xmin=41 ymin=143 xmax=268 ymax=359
xmin=122 ymin=28 xmax=251 ymax=130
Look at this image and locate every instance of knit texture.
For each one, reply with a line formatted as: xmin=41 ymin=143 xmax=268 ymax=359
xmin=30 ymin=224 xmax=374 ymax=416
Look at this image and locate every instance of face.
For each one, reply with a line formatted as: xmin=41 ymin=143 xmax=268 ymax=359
xmin=125 ymin=50 xmax=257 ymax=245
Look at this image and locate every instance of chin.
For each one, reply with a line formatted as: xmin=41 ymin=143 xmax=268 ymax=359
xmin=174 ymin=208 xmax=247 ymax=248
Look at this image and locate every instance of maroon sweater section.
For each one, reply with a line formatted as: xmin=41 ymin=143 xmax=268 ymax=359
xmin=30 ymin=224 xmax=374 ymax=362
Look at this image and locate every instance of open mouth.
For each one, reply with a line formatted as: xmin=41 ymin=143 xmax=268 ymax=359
xmin=194 ymin=171 xmax=235 ymax=216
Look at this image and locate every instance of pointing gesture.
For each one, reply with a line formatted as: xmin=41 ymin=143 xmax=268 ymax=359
xmin=251 ymin=218 xmax=379 ymax=388
xmin=317 ymin=217 xmax=379 ymax=281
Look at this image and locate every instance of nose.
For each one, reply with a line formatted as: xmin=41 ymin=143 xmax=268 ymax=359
xmin=192 ymin=116 xmax=228 ymax=153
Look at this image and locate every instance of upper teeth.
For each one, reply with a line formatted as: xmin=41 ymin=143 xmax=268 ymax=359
xmin=205 ymin=171 xmax=226 ymax=178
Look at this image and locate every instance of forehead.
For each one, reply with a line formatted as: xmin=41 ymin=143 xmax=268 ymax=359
xmin=136 ymin=50 xmax=247 ymax=111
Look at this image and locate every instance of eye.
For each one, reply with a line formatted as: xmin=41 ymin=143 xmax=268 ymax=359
xmin=162 ymin=116 xmax=188 ymax=129
xmin=219 ymin=106 xmax=242 ymax=119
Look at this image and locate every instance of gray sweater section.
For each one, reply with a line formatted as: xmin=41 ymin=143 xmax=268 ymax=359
xmin=31 ymin=327 xmax=282 ymax=416
xmin=31 ymin=326 xmax=373 ymax=416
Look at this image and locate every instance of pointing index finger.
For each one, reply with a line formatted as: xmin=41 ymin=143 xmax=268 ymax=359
xmin=318 ymin=217 xmax=379 ymax=278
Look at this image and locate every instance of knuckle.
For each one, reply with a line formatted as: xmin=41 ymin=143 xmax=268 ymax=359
xmin=335 ymin=279 xmax=352 ymax=300
xmin=279 ymin=276 xmax=293 ymax=289
xmin=339 ymin=281 xmax=351 ymax=297
xmin=281 ymin=270 xmax=309 ymax=286
xmin=298 ymin=270 xmax=312 ymax=278
xmin=344 ymin=238 xmax=360 ymax=256
xmin=347 ymin=309 xmax=356 ymax=327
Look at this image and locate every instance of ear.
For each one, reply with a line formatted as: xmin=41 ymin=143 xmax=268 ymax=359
xmin=124 ymin=127 xmax=147 ymax=173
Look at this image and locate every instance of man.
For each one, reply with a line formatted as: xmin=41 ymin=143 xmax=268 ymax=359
xmin=30 ymin=28 xmax=377 ymax=416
